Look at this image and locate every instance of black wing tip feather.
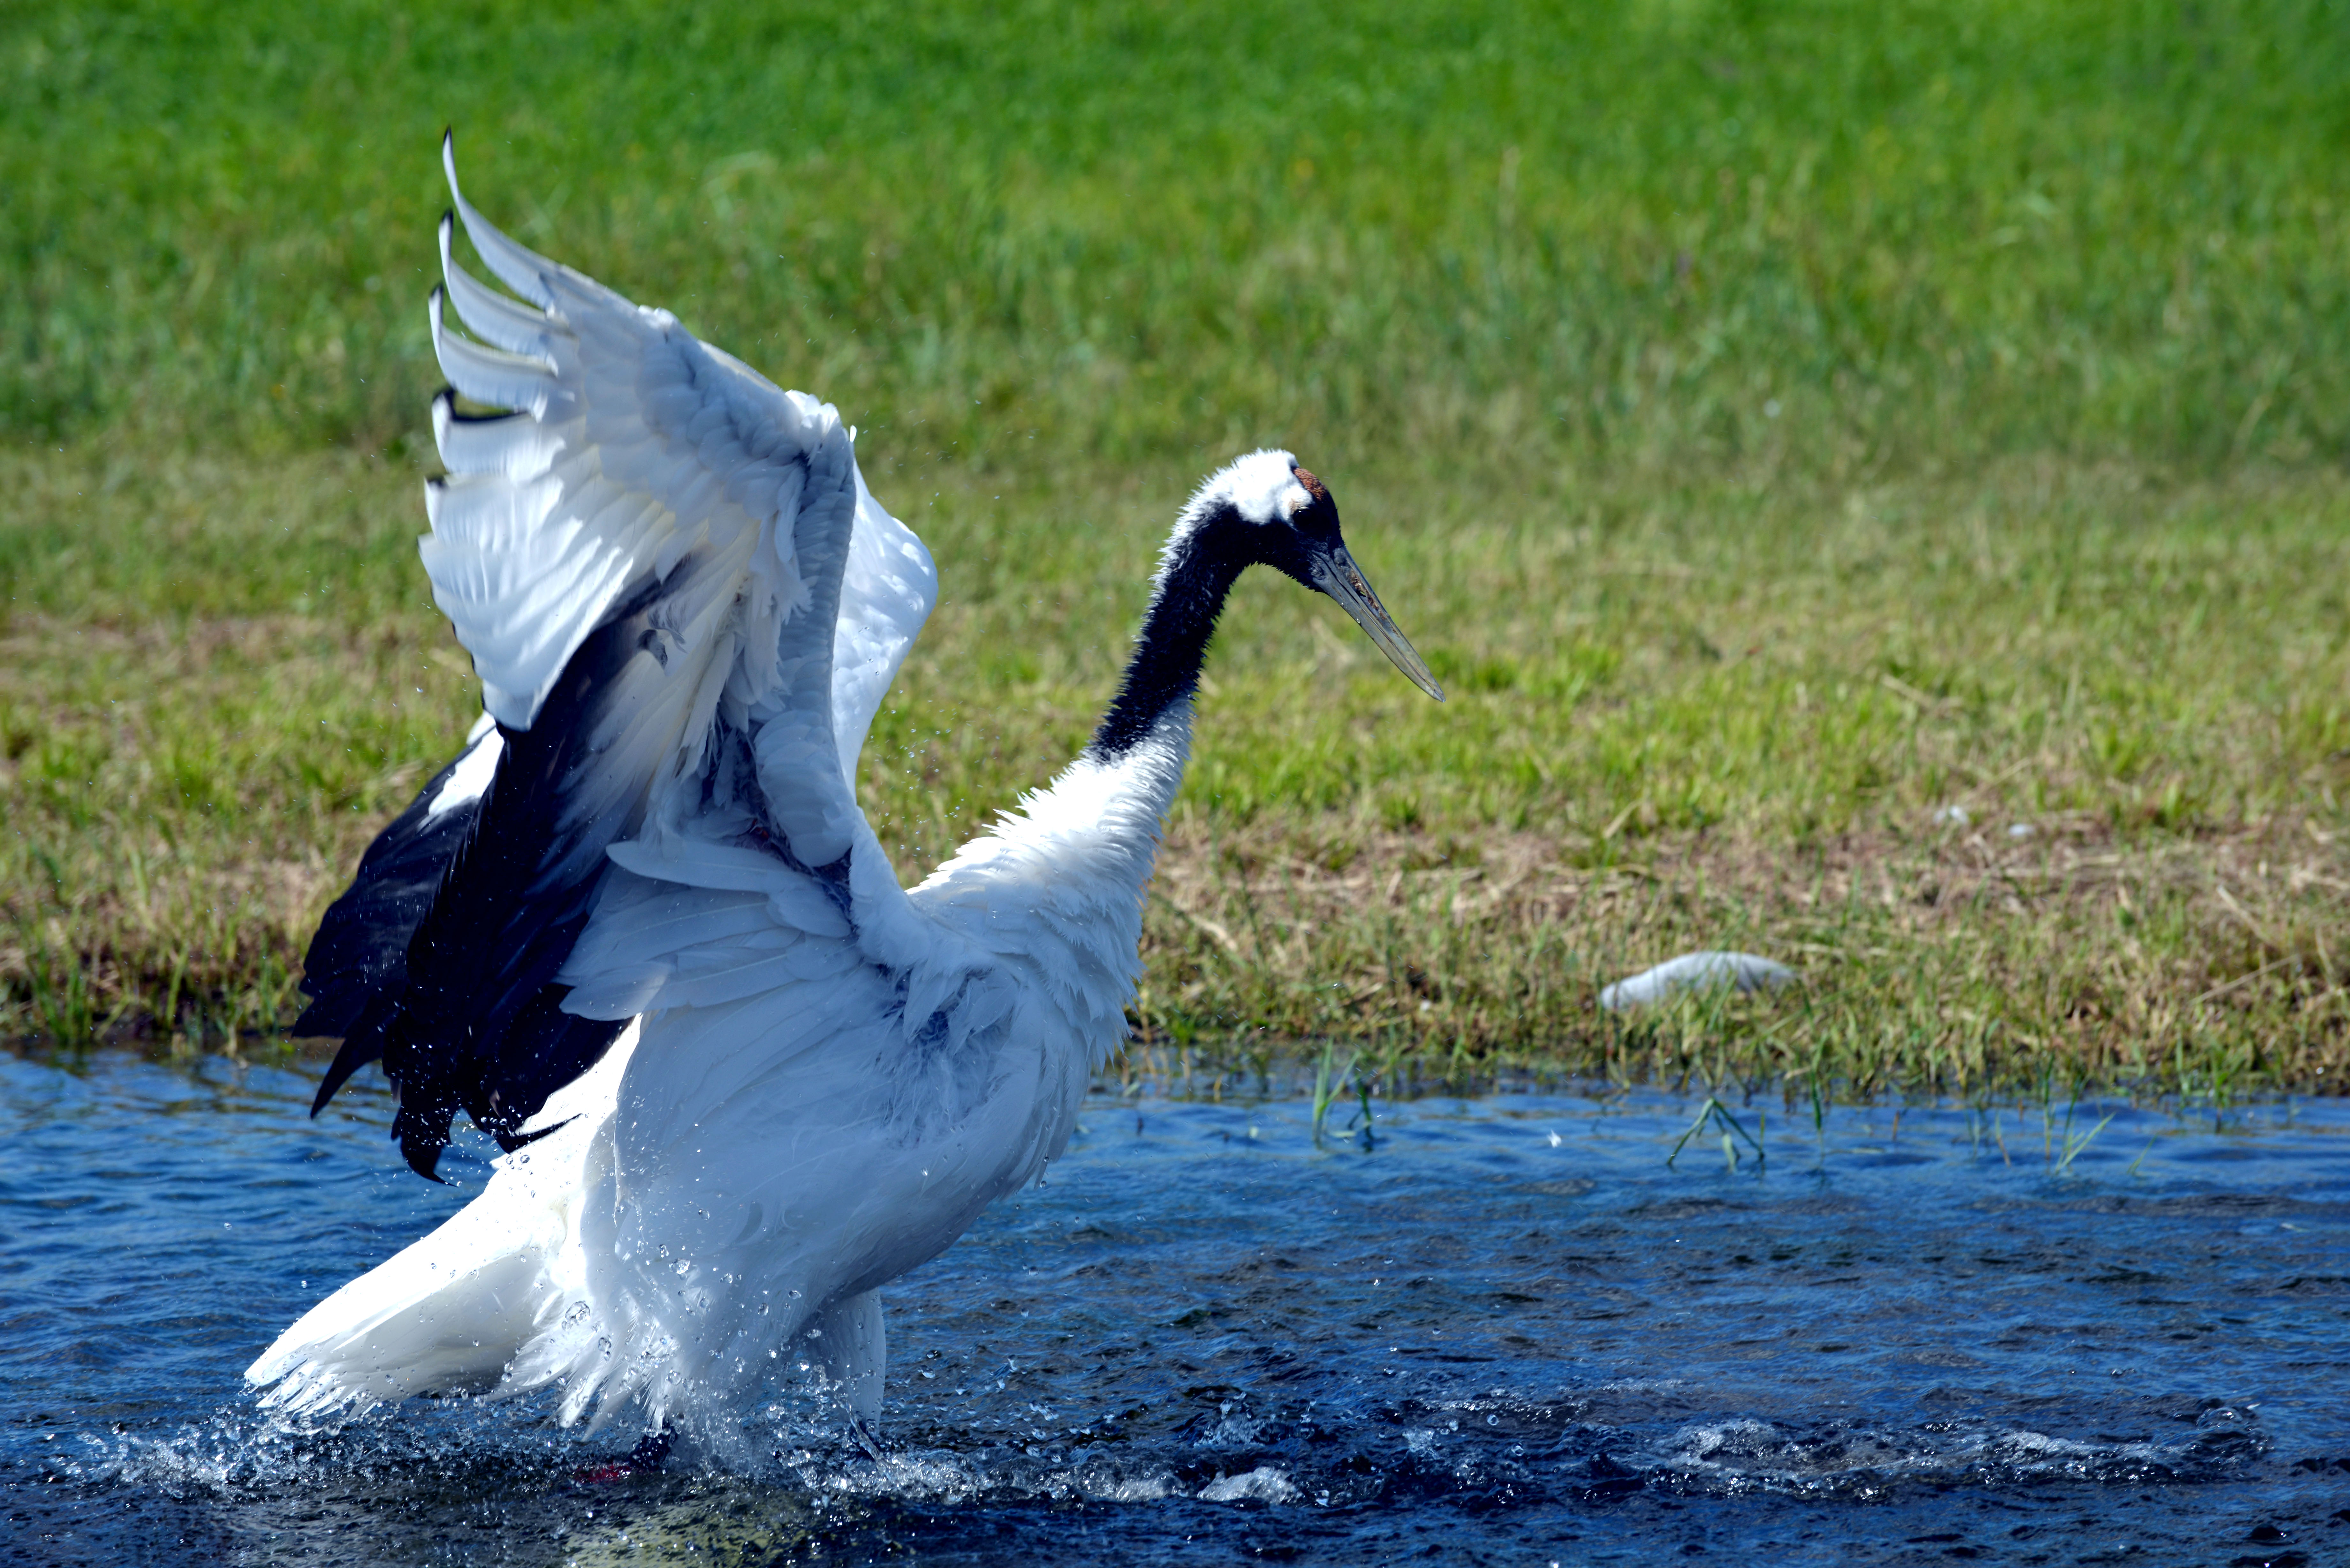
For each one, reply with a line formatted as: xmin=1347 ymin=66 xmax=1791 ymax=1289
xmin=503 ymin=1115 xmax=575 ymax=1150
xmin=386 ymin=1008 xmax=607 ymax=1182
xmin=287 ymin=994 xmax=355 ymax=1044
xmin=301 ymin=566 xmax=666 ymax=1180
xmin=435 ymin=387 xmax=525 ymax=427
xmin=307 ymin=1039 xmax=374 ymax=1117
xmin=306 ymin=994 xmax=397 ymax=1118
xmin=293 ymin=734 xmax=490 ymax=1125
xmin=361 ymin=576 xmax=670 ymax=1177
xmin=397 ymin=1103 xmax=455 ymax=1183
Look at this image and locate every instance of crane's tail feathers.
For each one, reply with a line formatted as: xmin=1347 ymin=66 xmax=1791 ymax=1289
xmin=246 ymin=1232 xmax=560 ymax=1419
xmin=247 ymin=1036 xmax=634 ymax=1420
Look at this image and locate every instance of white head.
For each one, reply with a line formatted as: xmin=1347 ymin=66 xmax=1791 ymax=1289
xmin=1193 ymin=448 xmax=1316 ymax=525
xmin=1150 ymin=448 xmax=1445 ymax=703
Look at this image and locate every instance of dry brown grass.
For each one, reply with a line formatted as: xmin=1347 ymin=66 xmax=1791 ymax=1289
xmin=10 ymin=779 xmax=2348 ymax=1105
xmin=1127 ymin=811 xmax=2350 ymax=1101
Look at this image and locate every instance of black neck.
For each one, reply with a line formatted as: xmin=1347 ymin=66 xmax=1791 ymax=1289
xmin=1089 ymin=526 xmax=1245 ymax=758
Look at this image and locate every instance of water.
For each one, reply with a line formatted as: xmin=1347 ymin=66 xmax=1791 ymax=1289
xmin=5 ymin=1050 xmax=2347 ymax=1566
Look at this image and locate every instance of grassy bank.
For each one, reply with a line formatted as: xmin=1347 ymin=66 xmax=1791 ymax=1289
xmin=9 ymin=448 xmax=2347 ymax=1097
xmin=6 ymin=1 xmax=2350 ymax=1096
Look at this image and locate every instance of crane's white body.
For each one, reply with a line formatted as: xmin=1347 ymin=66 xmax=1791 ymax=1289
xmin=251 ymin=725 xmax=1187 ymax=1433
xmin=246 ymin=145 xmax=1201 ymax=1436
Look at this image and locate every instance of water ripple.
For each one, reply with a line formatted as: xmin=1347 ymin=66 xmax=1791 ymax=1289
xmin=5 ymin=1049 xmax=2348 ymax=1564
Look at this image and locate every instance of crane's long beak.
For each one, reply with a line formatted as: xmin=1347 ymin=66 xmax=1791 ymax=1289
xmin=1312 ymin=542 xmax=1445 ymax=701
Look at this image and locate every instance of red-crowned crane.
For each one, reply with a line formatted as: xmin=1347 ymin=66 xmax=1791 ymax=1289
xmin=248 ymin=135 xmax=1441 ymax=1453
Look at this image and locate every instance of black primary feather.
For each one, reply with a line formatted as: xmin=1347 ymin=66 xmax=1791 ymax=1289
xmin=374 ymin=574 xmax=681 ymax=1180
xmin=297 ymin=736 xmax=494 ymax=1112
xmin=305 ymin=571 xmax=695 ymax=1179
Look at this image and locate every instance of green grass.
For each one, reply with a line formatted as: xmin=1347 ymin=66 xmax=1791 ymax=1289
xmin=6 ymin=0 xmax=2350 ymax=1099
xmin=13 ymin=0 xmax=2350 ymax=469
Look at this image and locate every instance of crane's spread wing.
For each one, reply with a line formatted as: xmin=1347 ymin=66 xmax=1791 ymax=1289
xmin=299 ymin=134 xmax=938 ymax=1178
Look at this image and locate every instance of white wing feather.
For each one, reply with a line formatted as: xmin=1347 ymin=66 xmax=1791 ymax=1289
xmin=425 ymin=135 xmax=936 ymax=777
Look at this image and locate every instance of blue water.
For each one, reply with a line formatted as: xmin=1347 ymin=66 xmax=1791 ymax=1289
xmin=4 ymin=1049 xmax=2347 ymax=1566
